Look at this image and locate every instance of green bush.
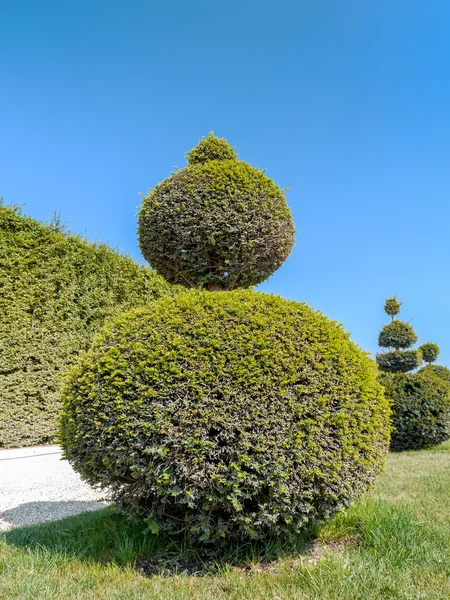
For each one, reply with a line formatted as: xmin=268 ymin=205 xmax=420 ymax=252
xmin=61 ymin=289 xmax=391 ymax=545
xmin=384 ymin=296 xmax=402 ymax=318
xmin=186 ymin=131 xmax=238 ymax=165
xmin=419 ymin=364 xmax=450 ymax=383
xmin=376 ymin=297 xmax=433 ymax=375
xmin=419 ymin=342 xmax=440 ymax=364
xmin=0 ymin=203 xmax=175 ymax=448
xmin=376 ymin=350 xmax=422 ymax=373
xmin=138 ymin=134 xmax=295 ymax=290
xmin=379 ymin=371 xmax=450 ymax=450
xmin=378 ymin=321 xmax=418 ymax=349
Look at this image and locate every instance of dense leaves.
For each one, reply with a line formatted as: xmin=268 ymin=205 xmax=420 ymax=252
xmin=419 ymin=342 xmax=440 ymax=364
xmin=0 ymin=203 xmax=175 ymax=448
xmin=376 ymin=297 xmax=430 ymax=374
xmin=61 ymin=289 xmax=390 ymax=545
xmin=380 ymin=371 xmax=450 ymax=450
xmin=186 ymin=132 xmax=238 ymax=165
xmin=378 ymin=321 xmax=418 ymax=350
xmin=384 ymin=296 xmax=402 ymax=318
xmin=419 ymin=364 xmax=450 ymax=382
xmin=138 ymin=135 xmax=295 ymax=290
xmin=376 ymin=350 xmax=422 ymax=373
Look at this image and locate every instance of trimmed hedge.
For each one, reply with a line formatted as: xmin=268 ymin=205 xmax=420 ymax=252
xmin=379 ymin=371 xmax=450 ymax=450
xmin=138 ymin=134 xmax=295 ymax=290
xmin=61 ymin=289 xmax=390 ymax=545
xmin=0 ymin=203 xmax=175 ymax=448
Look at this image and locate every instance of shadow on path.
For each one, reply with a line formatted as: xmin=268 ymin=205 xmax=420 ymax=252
xmin=1 ymin=500 xmax=108 ymax=530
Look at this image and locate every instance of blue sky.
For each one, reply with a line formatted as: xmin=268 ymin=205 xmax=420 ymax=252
xmin=1 ymin=1 xmax=449 ymax=365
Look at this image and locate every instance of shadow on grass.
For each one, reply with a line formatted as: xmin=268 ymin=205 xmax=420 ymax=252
xmin=4 ymin=506 xmax=316 ymax=576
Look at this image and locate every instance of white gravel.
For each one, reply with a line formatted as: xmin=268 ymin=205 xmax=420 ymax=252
xmin=0 ymin=445 xmax=109 ymax=532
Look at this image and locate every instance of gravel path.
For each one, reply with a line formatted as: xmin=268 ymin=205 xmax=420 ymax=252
xmin=0 ymin=445 xmax=109 ymax=532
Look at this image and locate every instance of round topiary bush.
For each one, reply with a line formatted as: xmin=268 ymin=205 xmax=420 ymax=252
xmin=419 ymin=364 xmax=450 ymax=383
xmin=61 ymin=289 xmax=390 ymax=544
xmin=378 ymin=321 xmax=418 ymax=349
xmin=419 ymin=342 xmax=440 ymax=364
xmin=379 ymin=370 xmax=450 ymax=451
xmin=138 ymin=134 xmax=295 ymax=290
xmin=384 ymin=296 xmax=402 ymax=318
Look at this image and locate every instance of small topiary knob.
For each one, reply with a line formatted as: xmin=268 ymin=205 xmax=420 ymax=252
xmin=186 ymin=132 xmax=237 ymax=165
xmin=419 ymin=342 xmax=440 ymax=364
xmin=384 ymin=296 xmax=402 ymax=319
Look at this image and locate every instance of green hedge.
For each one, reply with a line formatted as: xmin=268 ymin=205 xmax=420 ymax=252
xmin=61 ymin=289 xmax=390 ymax=545
xmin=0 ymin=203 xmax=175 ymax=448
xmin=379 ymin=371 xmax=450 ymax=450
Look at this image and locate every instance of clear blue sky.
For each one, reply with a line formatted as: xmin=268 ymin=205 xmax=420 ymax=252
xmin=1 ymin=1 xmax=449 ymax=366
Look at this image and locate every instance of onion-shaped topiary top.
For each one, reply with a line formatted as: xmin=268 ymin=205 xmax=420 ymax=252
xmin=419 ymin=342 xmax=440 ymax=364
xmin=138 ymin=134 xmax=295 ymax=290
xmin=186 ymin=132 xmax=237 ymax=165
xmin=61 ymin=289 xmax=390 ymax=545
xmin=384 ymin=296 xmax=402 ymax=319
xmin=378 ymin=320 xmax=418 ymax=350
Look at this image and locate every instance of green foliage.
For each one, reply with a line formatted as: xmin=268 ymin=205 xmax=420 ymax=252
xmin=419 ymin=342 xmax=440 ymax=364
xmin=384 ymin=296 xmax=402 ymax=319
xmin=376 ymin=350 xmax=422 ymax=373
xmin=186 ymin=132 xmax=238 ymax=165
xmin=61 ymin=289 xmax=390 ymax=545
xmin=419 ymin=364 xmax=450 ymax=382
xmin=379 ymin=371 xmax=450 ymax=450
xmin=376 ymin=297 xmax=424 ymax=374
xmin=378 ymin=320 xmax=418 ymax=350
xmin=0 ymin=203 xmax=175 ymax=448
xmin=138 ymin=134 xmax=295 ymax=290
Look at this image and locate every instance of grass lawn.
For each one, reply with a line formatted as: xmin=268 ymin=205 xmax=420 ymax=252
xmin=1 ymin=442 xmax=449 ymax=600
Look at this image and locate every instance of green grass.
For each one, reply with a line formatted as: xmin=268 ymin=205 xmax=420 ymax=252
xmin=1 ymin=442 xmax=450 ymax=599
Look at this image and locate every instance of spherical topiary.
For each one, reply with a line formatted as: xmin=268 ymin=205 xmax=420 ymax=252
xmin=138 ymin=135 xmax=295 ymax=290
xmin=419 ymin=342 xmax=440 ymax=364
xmin=384 ymin=296 xmax=402 ymax=319
xmin=379 ymin=371 xmax=450 ymax=450
xmin=419 ymin=364 xmax=450 ymax=383
xmin=61 ymin=289 xmax=390 ymax=544
xmin=378 ymin=321 xmax=418 ymax=350
xmin=376 ymin=350 xmax=422 ymax=373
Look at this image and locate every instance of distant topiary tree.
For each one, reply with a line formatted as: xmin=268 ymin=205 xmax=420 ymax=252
xmin=376 ymin=297 xmax=422 ymax=373
xmin=376 ymin=296 xmax=448 ymax=451
xmin=419 ymin=342 xmax=440 ymax=365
